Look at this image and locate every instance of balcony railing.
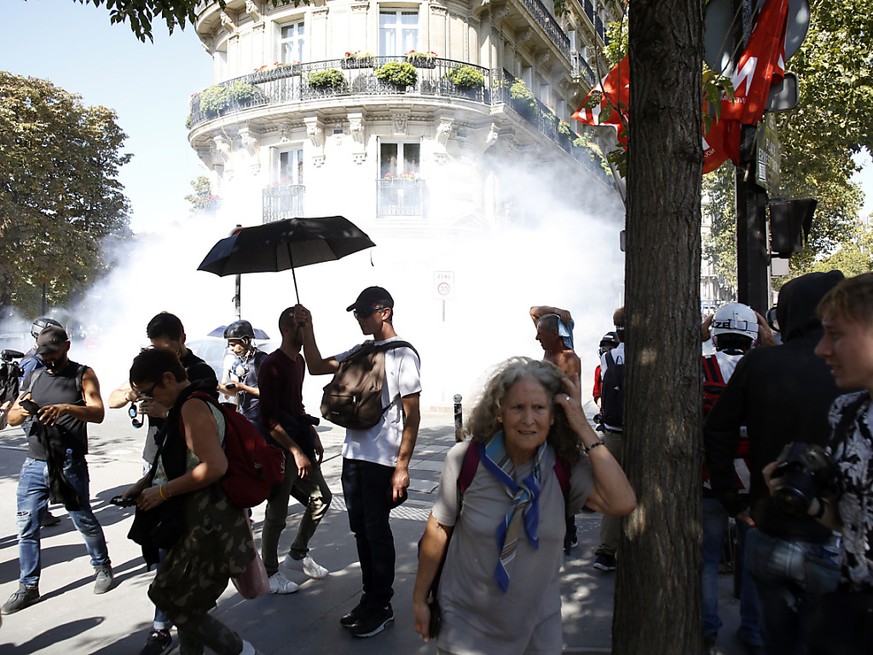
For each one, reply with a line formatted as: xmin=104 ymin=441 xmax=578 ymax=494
xmin=263 ymin=184 xmax=305 ymax=223
xmin=504 ymin=71 xmax=613 ymax=187
xmin=188 ymin=58 xmax=497 ymax=129
xmin=377 ymin=179 xmax=425 ymax=218
xmin=516 ymin=0 xmax=571 ymax=61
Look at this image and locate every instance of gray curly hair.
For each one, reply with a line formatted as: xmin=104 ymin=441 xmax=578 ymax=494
xmin=465 ymin=357 xmax=581 ymax=466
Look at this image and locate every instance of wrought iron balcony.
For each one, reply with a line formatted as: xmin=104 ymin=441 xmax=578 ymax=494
xmin=376 ymin=179 xmax=425 ymax=218
xmin=188 ymin=58 xmax=495 ymax=129
xmin=263 ymin=184 xmax=305 ymax=223
xmin=515 ymin=0 xmax=571 ymax=61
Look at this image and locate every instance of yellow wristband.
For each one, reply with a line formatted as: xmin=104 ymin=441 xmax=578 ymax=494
xmin=159 ymin=484 xmax=169 ymax=501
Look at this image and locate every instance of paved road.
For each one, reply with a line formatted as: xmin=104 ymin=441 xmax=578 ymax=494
xmin=0 ymin=408 xmax=747 ymax=654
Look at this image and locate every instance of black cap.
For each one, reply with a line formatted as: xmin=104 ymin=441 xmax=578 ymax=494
xmin=346 ymin=286 xmax=394 ymax=313
xmin=36 ymin=326 xmax=69 ymax=355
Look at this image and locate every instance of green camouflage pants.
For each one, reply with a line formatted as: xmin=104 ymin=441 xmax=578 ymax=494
xmin=149 ymin=486 xmax=254 ymax=655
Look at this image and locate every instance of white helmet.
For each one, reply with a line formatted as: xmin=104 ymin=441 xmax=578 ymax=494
xmin=711 ymin=302 xmax=758 ymax=342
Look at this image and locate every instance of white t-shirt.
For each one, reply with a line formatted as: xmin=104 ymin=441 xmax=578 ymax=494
xmin=334 ymin=336 xmax=421 ymax=467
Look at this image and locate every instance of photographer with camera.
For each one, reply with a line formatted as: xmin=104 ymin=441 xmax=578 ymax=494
xmin=704 ymin=271 xmax=845 ymax=655
xmin=1 ymin=326 xmax=113 ymax=615
xmin=761 ymin=272 xmax=873 ymax=655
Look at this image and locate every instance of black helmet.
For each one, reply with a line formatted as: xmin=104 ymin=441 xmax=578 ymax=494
xmin=31 ymin=317 xmax=63 ymax=340
xmin=223 ymin=320 xmax=255 ymax=340
xmin=599 ymin=331 xmax=619 ymax=347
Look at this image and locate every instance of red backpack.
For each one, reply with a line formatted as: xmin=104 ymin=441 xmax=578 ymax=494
xmin=187 ymin=391 xmax=286 ymax=509
xmin=702 ymin=355 xmax=727 ymax=417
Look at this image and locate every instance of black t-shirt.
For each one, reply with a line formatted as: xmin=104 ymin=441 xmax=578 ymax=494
xmin=141 ymin=349 xmax=219 ymax=463
xmin=25 ymin=360 xmax=88 ymax=460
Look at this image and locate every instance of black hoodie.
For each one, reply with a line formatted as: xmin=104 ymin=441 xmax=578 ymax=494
xmin=704 ymin=270 xmax=845 ymax=541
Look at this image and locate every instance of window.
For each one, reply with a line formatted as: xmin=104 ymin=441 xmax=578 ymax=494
xmin=380 ymin=142 xmax=420 ymax=179
xmin=277 ymin=148 xmax=304 ymax=185
xmin=379 ymin=10 xmax=418 ymax=56
xmin=279 ymin=21 xmax=305 ymax=63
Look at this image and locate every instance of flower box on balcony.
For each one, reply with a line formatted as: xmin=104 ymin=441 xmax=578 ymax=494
xmin=341 ymin=52 xmax=374 ymax=69
xmin=405 ymin=51 xmax=437 ymax=69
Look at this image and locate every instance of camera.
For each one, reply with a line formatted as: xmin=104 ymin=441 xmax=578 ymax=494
xmin=771 ymin=442 xmax=840 ymax=516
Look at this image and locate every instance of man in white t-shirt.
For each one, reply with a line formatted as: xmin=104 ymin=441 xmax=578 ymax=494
xmin=295 ymin=286 xmax=421 ymax=639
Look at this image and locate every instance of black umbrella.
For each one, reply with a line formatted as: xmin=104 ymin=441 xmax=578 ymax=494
xmin=197 ymin=216 xmax=375 ymax=302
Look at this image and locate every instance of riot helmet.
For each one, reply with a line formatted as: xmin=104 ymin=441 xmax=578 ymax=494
xmin=711 ymin=302 xmax=758 ymax=349
xmin=598 ymin=331 xmax=620 ymax=357
xmin=223 ymin=320 xmax=255 ymax=341
xmin=31 ymin=317 xmax=63 ymax=340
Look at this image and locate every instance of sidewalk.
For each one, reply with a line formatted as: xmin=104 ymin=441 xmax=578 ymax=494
xmin=0 ymin=410 xmax=747 ymax=654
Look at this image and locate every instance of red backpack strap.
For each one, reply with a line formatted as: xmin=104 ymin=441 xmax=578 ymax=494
xmin=702 ymin=355 xmax=724 ymax=385
xmin=458 ymin=440 xmax=481 ymax=496
xmin=553 ymin=458 xmax=571 ymax=502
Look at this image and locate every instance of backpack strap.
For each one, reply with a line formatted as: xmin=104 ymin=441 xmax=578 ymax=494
xmin=350 ymin=339 xmax=420 ymax=362
xmin=457 ymin=440 xmax=570 ymax=505
xmin=604 ymin=350 xmax=615 ymax=370
xmin=702 ymin=355 xmax=724 ymax=385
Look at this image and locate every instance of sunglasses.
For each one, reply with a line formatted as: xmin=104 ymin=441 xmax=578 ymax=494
xmin=353 ymin=306 xmax=386 ymax=319
xmin=128 ymin=402 xmax=144 ymax=429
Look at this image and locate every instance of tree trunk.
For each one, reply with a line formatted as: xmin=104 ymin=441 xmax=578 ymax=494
xmin=613 ymin=2 xmax=704 ymax=653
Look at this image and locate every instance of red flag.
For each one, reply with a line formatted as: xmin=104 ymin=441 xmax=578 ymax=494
xmin=721 ymin=0 xmax=789 ymax=124
xmin=572 ymin=55 xmax=630 ymax=144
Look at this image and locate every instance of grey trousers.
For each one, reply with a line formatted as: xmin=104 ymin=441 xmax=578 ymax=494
xmin=261 ymin=452 xmax=332 ymax=576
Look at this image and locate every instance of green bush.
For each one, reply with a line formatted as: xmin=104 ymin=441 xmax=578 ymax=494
xmin=558 ymin=119 xmax=572 ymax=136
xmin=308 ymin=69 xmax=347 ymax=90
xmin=375 ymin=61 xmax=418 ymax=87
xmin=446 ymin=65 xmax=485 ymax=89
xmin=198 ymin=82 xmax=260 ymax=117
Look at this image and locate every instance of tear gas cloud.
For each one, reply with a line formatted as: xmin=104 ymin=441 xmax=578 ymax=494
xmin=7 ymin=152 xmax=626 ymax=413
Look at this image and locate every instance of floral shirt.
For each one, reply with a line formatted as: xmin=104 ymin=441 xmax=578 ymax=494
xmin=828 ymin=391 xmax=873 ymax=590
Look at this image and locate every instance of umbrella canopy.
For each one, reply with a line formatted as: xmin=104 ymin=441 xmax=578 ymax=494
xmin=207 ymin=325 xmax=271 ymax=340
xmin=197 ymin=216 xmax=375 ymax=302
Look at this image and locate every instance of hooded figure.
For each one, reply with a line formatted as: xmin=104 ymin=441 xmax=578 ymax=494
xmin=704 ymin=270 xmax=847 ymax=655
xmin=705 ymin=270 xmax=845 ymax=532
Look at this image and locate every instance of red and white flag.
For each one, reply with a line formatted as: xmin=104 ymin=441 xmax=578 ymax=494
xmin=721 ymin=0 xmax=789 ymax=124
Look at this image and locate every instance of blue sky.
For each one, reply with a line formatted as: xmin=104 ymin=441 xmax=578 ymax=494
xmin=1 ymin=0 xmax=870 ymax=232
xmin=1 ymin=0 xmax=212 ymax=232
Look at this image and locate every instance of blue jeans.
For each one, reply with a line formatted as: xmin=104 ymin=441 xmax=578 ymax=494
xmin=702 ymin=498 xmax=763 ymax=645
xmin=745 ymin=527 xmax=840 ymax=655
xmin=16 ymin=456 xmax=110 ymax=587
xmin=342 ymin=458 xmax=395 ymax=609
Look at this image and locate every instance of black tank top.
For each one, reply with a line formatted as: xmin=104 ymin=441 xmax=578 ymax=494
xmin=25 ymin=360 xmax=88 ymax=459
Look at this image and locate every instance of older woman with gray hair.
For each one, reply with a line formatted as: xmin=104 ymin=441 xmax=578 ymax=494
xmin=413 ymin=357 xmax=635 ymax=655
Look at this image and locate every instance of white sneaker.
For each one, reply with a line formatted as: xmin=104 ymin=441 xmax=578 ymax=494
xmin=268 ymin=572 xmax=299 ymax=594
xmin=284 ymin=554 xmax=329 ymax=580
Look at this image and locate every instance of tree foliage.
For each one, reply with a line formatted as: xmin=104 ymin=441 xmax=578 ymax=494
xmin=76 ymin=0 xmax=305 ymax=42
xmin=704 ymin=0 xmax=872 ymax=285
xmin=0 ymin=72 xmax=131 ymax=315
xmin=185 ymin=176 xmax=221 ymax=214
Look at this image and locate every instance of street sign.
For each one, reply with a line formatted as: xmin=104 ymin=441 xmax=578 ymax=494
xmin=756 ymin=115 xmax=781 ymax=195
xmin=766 ymin=71 xmax=798 ymax=111
xmin=704 ymin=0 xmax=810 ymax=75
xmin=433 ymin=271 xmax=454 ymax=300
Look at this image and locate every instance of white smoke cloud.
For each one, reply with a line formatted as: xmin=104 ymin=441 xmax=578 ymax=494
xmin=16 ymin=146 xmax=626 ymax=413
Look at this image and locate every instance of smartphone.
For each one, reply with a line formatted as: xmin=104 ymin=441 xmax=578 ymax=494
xmin=225 ymin=383 xmax=237 ymax=390
xmin=20 ymin=399 xmax=40 ymax=415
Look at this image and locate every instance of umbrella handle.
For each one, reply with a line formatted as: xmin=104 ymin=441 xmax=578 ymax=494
xmin=291 ymin=265 xmax=300 ymax=304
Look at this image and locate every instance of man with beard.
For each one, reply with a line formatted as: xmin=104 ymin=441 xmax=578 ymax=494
xmin=2 ymin=326 xmax=113 ymax=615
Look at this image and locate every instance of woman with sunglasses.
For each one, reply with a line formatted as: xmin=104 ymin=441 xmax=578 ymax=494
xmin=122 ymin=347 xmax=261 ymax=655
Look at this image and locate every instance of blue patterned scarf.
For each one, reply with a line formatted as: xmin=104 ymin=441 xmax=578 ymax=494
xmin=479 ymin=432 xmax=545 ymax=593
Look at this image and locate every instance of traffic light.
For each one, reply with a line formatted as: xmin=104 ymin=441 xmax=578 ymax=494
xmin=769 ymin=198 xmax=816 ymax=257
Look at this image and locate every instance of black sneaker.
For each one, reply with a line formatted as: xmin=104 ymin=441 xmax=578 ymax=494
xmin=349 ymin=604 xmax=394 ymax=638
xmin=593 ymin=553 xmax=616 ymax=572
xmin=140 ymin=629 xmax=173 ymax=655
xmin=340 ymin=596 xmax=368 ymax=628
xmin=39 ymin=511 xmax=61 ymax=528
xmin=1 ymin=584 xmax=39 ymax=615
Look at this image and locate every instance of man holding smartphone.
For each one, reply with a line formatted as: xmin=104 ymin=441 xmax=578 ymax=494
xmin=2 ymin=326 xmax=113 ymax=615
